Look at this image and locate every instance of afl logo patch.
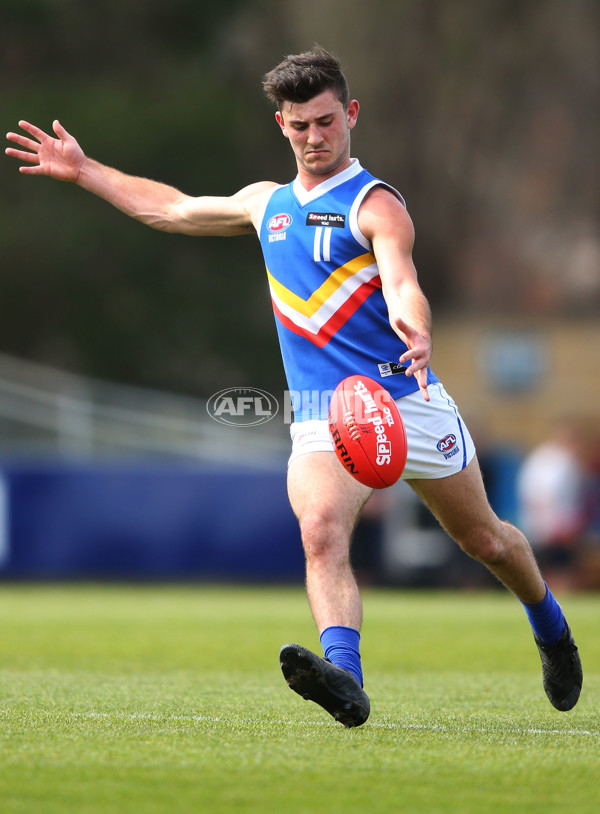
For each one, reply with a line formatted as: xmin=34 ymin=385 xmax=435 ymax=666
xmin=267 ymin=213 xmax=292 ymax=233
xmin=436 ymin=434 xmax=457 ymax=453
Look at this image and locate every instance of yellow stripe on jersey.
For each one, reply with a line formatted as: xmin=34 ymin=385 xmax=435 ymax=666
xmin=266 ymin=252 xmax=376 ymax=318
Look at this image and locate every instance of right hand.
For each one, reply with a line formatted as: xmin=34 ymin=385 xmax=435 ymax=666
xmin=5 ymin=120 xmax=85 ymax=182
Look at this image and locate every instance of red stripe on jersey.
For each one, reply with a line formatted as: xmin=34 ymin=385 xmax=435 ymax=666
xmin=271 ymin=276 xmax=382 ymax=348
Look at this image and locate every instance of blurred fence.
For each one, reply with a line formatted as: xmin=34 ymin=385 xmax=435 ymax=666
xmin=0 ymin=353 xmax=303 ymax=581
xmin=0 ymin=352 xmax=289 ymax=463
xmin=0 ymin=459 xmax=304 ymax=581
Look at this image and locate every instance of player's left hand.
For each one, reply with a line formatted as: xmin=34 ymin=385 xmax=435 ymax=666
xmin=396 ymin=317 xmax=431 ymax=402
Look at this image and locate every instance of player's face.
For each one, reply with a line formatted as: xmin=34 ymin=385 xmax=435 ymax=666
xmin=276 ymin=90 xmax=359 ymax=186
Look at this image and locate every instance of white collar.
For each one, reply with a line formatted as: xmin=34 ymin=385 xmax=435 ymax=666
xmin=292 ymin=159 xmax=363 ymax=206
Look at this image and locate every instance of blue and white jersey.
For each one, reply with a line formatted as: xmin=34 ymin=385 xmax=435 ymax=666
xmin=258 ymin=160 xmax=438 ymax=420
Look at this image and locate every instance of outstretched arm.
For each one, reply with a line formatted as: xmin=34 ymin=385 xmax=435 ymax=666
xmin=5 ymin=120 xmax=273 ymax=236
xmin=358 ymin=186 xmax=432 ymax=402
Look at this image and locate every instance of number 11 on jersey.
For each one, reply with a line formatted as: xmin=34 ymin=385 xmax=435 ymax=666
xmin=313 ymin=226 xmax=332 ymax=262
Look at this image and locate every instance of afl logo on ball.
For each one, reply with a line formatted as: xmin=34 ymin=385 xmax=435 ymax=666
xmin=267 ymin=213 xmax=292 ymax=233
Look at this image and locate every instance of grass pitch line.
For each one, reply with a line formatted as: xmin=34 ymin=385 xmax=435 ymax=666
xmin=37 ymin=710 xmax=600 ymax=739
xmin=374 ymin=721 xmax=600 ymax=738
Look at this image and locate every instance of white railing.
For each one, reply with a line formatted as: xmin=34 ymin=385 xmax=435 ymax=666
xmin=0 ymin=353 xmax=289 ymax=465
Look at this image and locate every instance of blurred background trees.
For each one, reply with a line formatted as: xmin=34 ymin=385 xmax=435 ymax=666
xmin=2 ymin=0 xmax=599 ymax=398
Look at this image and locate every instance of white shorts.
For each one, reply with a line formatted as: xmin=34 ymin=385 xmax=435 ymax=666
xmin=289 ymin=381 xmax=476 ymax=480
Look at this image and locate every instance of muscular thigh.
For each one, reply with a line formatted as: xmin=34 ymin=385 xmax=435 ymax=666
xmin=408 ymin=455 xmax=500 ymax=542
xmin=287 ymin=451 xmax=373 ymax=535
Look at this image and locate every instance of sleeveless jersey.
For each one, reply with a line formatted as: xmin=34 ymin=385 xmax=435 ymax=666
xmin=258 ymin=160 xmax=438 ymax=420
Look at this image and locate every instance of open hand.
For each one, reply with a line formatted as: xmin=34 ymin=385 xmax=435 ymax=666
xmin=396 ymin=315 xmax=432 ymax=402
xmin=5 ymin=120 xmax=85 ymax=182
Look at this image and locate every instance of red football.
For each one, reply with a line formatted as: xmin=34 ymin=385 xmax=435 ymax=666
xmin=328 ymin=375 xmax=407 ymax=489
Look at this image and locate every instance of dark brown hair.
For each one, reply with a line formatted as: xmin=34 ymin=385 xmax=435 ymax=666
xmin=263 ymin=46 xmax=349 ymax=110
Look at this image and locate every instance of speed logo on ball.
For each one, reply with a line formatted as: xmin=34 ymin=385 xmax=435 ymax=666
xmin=328 ymin=375 xmax=407 ymax=489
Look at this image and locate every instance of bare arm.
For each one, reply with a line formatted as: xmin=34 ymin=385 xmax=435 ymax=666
xmin=358 ymin=186 xmax=432 ymax=401
xmin=5 ymin=120 xmax=274 ymax=236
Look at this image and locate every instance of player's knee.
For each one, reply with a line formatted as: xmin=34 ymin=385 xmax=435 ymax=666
xmin=299 ymin=511 xmax=347 ymax=561
xmin=457 ymin=524 xmax=504 ymax=564
xmin=458 ymin=520 xmax=522 ymax=565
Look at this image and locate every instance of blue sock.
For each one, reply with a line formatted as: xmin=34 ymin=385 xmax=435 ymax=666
xmin=521 ymin=583 xmax=566 ymax=646
xmin=320 ymin=625 xmax=363 ymax=687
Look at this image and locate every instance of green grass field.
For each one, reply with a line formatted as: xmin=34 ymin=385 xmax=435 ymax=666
xmin=0 ymin=585 xmax=598 ymax=814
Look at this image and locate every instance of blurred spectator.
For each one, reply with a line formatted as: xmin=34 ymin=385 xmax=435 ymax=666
xmin=517 ymin=423 xmax=587 ymax=587
xmin=585 ymin=437 xmax=600 ymax=539
xmin=574 ymin=434 xmax=600 ymax=590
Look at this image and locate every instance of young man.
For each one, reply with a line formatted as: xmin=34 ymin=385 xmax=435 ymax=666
xmin=6 ymin=47 xmax=582 ymax=727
